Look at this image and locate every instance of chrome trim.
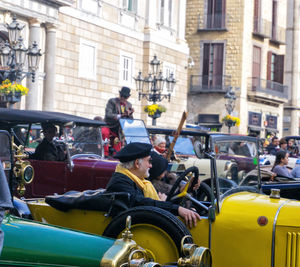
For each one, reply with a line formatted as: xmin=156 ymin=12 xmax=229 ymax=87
xmin=271 ymin=199 xmax=291 ymax=267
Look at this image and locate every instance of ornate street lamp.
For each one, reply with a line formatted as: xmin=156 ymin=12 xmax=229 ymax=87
xmin=134 ymin=55 xmax=176 ymax=125
xmin=0 ymin=15 xmax=42 ymax=108
xmin=223 ymin=86 xmax=237 ymax=133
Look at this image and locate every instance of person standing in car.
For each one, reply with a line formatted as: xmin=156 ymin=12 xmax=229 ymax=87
xmin=103 ymin=87 xmax=134 ymax=156
xmin=0 ymin=161 xmax=13 ymax=255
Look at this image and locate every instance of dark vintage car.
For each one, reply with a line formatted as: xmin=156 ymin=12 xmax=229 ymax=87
xmin=0 ymin=108 xmax=120 ymax=198
xmin=0 ymin=129 xmax=211 ymax=267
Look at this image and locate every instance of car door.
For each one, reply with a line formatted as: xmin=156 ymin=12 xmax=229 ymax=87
xmin=26 ymin=159 xmax=66 ymax=198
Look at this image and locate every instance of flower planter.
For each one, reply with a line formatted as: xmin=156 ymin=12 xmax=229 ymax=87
xmin=149 ymin=110 xmax=162 ymax=120
xmin=0 ymin=92 xmax=21 ymax=106
xmin=224 ymin=119 xmax=236 ymax=128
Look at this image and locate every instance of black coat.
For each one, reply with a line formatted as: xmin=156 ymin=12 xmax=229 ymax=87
xmin=106 ymin=172 xmax=179 ymax=216
xmin=33 ymin=138 xmax=65 ymax=161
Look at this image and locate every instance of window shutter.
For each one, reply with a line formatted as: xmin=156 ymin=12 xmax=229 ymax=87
xmin=275 ymin=55 xmax=284 ymax=84
xmin=202 ymin=44 xmax=210 ymax=86
xmin=267 ymin=51 xmax=272 ymax=80
xmin=213 ymin=44 xmax=224 ymax=86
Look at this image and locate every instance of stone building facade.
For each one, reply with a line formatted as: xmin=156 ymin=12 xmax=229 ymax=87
xmin=0 ymin=0 xmax=190 ymax=128
xmin=284 ymin=0 xmax=300 ymax=136
xmin=186 ymin=0 xmax=287 ymax=137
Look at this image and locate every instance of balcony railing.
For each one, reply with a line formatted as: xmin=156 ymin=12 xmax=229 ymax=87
xmin=271 ymin=25 xmax=286 ymax=44
xmin=190 ymin=75 xmax=231 ymax=93
xmin=248 ymin=77 xmax=288 ymax=99
xmin=198 ymin=13 xmax=227 ymax=31
xmin=253 ymin=18 xmax=271 ymax=38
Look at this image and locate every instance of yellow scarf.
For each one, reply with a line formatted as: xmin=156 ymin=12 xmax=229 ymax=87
xmin=115 ymin=164 xmax=160 ymax=200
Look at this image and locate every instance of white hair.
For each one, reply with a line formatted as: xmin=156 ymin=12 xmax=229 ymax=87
xmin=119 ymin=158 xmax=143 ymax=169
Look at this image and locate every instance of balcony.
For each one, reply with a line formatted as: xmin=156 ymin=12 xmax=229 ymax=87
xmin=248 ymin=77 xmax=288 ymax=100
xmin=270 ymin=25 xmax=286 ymax=44
xmin=253 ymin=18 xmax=271 ymax=38
xmin=189 ymin=75 xmax=231 ymax=93
xmin=198 ymin=13 xmax=227 ymax=31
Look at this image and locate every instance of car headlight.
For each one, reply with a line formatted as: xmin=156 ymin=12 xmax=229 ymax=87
xmin=23 ymin=165 xmax=34 ymax=184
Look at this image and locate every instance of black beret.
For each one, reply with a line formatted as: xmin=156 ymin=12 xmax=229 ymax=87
xmin=148 ymin=151 xmax=168 ymax=180
xmin=114 ymin=142 xmax=152 ymax=162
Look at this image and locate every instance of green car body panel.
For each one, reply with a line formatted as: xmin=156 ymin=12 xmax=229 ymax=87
xmin=0 ymin=214 xmax=114 ymax=266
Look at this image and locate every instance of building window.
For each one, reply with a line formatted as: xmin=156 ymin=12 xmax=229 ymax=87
xmin=252 ymin=46 xmax=261 ymax=89
xmin=206 ymin=0 xmax=226 ymax=29
xmin=202 ymin=43 xmax=224 ymax=89
xmin=160 ymin=0 xmax=173 ymax=27
xmin=162 ymin=62 xmax=176 ymax=95
xmin=78 ymin=0 xmax=101 ymax=15
xmin=267 ymin=51 xmax=284 ymax=84
xmin=119 ymin=54 xmax=134 ymax=87
xmin=123 ymin=0 xmax=137 ymax=12
xmin=78 ymin=39 xmax=97 ymax=80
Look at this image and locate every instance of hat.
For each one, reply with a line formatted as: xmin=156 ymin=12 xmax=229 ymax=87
xmin=119 ymin=87 xmax=131 ymax=98
xmin=153 ymin=136 xmax=166 ymax=147
xmin=41 ymin=123 xmax=56 ymax=132
xmin=114 ymin=142 xmax=152 ymax=162
xmin=149 ymin=151 xmax=168 ymax=180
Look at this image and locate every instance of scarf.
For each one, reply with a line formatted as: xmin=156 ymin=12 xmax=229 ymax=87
xmin=115 ymin=164 xmax=160 ymax=200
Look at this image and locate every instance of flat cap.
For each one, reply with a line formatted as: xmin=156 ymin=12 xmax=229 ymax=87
xmin=114 ymin=142 xmax=152 ymax=162
xmin=41 ymin=122 xmax=56 ymax=132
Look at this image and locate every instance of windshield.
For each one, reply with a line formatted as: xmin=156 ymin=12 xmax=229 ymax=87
xmin=120 ymin=119 xmax=151 ymax=144
xmin=214 ymin=138 xmax=259 ymax=198
xmin=169 ymin=136 xmax=196 ymax=156
xmin=68 ymin=125 xmax=102 ymax=156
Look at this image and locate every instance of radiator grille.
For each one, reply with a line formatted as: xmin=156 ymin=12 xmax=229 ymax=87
xmin=285 ymin=232 xmax=300 ymax=267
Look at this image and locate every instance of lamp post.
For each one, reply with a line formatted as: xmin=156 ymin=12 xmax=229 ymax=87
xmin=224 ymin=86 xmax=237 ymax=133
xmin=0 ymin=15 xmax=42 ymax=108
xmin=134 ymin=55 xmax=176 ymax=126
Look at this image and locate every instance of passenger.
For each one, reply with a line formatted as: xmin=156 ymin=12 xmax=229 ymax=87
xmin=148 ymin=151 xmax=173 ymax=197
xmin=103 ymin=87 xmax=134 ymax=156
xmin=106 ymin=142 xmax=201 ymax=228
xmin=153 ymin=135 xmax=167 ymax=157
xmin=279 ymin=138 xmax=288 ymax=152
xmin=266 ymin=136 xmax=279 ymax=155
xmin=271 ymin=150 xmax=293 ymax=178
xmin=0 ymin=160 xmax=13 ymax=255
xmin=33 ymin=123 xmax=66 ymax=161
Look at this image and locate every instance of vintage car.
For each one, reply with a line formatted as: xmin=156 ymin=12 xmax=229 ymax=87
xmin=0 ymin=108 xmax=119 ymax=198
xmin=0 ymin=129 xmax=211 ymax=267
xmin=24 ymin=134 xmax=300 ymax=266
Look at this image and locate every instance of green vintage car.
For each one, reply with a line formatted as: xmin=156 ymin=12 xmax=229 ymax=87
xmin=0 ymin=129 xmax=211 ymax=267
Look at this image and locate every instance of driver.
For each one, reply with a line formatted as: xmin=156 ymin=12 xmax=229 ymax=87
xmin=105 ymin=142 xmax=201 ymax=228
xmin=33 ymin=123 xmax=66 ymax=161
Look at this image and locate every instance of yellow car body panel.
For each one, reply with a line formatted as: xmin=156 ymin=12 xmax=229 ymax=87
xmin=28 ymin=191 xmax=300 ymax=267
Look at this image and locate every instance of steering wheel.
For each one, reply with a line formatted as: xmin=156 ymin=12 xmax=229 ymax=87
xmin=166 ymin=166 xmax=199 ymax=202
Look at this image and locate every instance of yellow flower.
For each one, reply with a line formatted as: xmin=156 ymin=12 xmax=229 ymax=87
xmin=144 ymin=104 xmax=166 ymax=116
xmin=222 ymin=114 xmax=240 ymax=126
xmin=0 ymin=79 xmax=29 ymax=96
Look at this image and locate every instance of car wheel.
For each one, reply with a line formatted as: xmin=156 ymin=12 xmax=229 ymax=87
xmin=103 ymin=206 xmax=192 ymax=264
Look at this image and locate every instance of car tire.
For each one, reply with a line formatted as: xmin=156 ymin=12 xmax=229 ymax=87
xmin=103 ymin=206 xmax=192 ymax=263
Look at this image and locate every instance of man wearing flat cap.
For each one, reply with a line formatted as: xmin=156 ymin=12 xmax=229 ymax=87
xmin=106 ymin=142 xmax=201 ymax=228
xmin=33 ymin=123 xmax=66 ymax=161
xmin=103 ymin=87 xmax=134 ymax=156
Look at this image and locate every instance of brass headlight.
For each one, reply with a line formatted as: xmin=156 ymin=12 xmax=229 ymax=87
xmin=23 ymin=165 xmax=34 ymax=184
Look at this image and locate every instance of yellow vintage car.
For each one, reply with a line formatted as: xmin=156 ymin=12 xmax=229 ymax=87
xmin=25 ymin=135 xmax=299 ymax=267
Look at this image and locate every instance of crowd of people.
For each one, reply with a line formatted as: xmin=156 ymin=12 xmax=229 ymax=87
xmin=263 ymin=135 xmax=300 ymax=179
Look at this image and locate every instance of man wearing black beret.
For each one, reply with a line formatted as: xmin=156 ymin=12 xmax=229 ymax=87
xmin=106 ymin=142 xmax=200 ymax=228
